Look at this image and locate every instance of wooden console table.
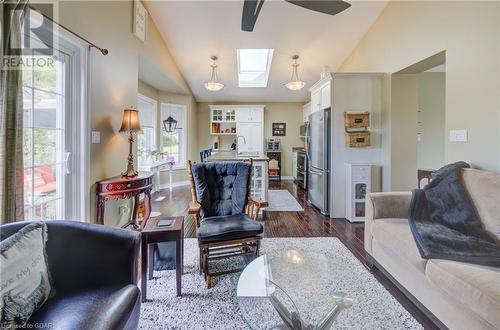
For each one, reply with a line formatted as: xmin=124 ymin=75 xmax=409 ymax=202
xmin=95 ymin=174 xmax=153 ymax=228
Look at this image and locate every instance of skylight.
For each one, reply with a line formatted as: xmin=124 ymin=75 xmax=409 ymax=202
xmin=237 ymin=49 xmax=274 ymax=88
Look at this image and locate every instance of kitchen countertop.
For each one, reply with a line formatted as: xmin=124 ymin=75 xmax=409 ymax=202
xmin=205 ymin=151 xmax=269 ymax=162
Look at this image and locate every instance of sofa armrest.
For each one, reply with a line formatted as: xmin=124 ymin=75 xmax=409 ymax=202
xmin=366 ymin=192 xmax=412 ymax=221
xmin=45 ymin=221 xmax=140 ymax=293
xmin=364 ymin=192 xmax=411 ymax=256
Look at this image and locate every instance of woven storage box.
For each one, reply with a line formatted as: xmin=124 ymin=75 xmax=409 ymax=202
xmin=344 ymin=112 xmax=370 ymax=129
xmin=345 ymin=131 xmax=371 ymax=147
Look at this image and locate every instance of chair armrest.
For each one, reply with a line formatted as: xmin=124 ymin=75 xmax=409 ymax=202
xmin=43 ymin=221 xmax=140 ymax=293
xmin=246 ymin=197 xmax=268 ymax=220
xmin=248 ymin=197 xmax=269 ymax=208
xmin=366 ymin=192 xmax=411 ymax=221
xmin=188 ymin=201 xmax=201 ymax=214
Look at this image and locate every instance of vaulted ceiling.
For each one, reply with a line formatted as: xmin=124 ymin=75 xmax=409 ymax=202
xmin=145 ymin=0 xmax=388 ymax=102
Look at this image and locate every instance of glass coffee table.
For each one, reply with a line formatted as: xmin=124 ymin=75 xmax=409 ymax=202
xmin=236 ymin=250 xmax=354 ymax=330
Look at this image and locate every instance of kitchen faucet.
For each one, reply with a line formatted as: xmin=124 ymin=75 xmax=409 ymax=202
xmin=236 ymin=135 xmax=246 ymax=155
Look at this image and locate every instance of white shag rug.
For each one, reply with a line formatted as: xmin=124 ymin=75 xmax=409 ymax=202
xmin=139 ymin=238 xmax=422 ymax=330
xmin=266 ymin=190 xmax=304 ymax=212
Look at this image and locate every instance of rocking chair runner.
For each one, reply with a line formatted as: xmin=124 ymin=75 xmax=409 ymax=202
xmin=187 ymin=160 xmax=268 ymax=287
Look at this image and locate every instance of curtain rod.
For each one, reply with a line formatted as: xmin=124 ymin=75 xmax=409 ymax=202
xmin=35 ymin=9 xmax=109 ymax=55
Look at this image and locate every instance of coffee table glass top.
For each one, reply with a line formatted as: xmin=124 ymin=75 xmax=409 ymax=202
xmin=237 ymin=250 xmax=353 ymax=330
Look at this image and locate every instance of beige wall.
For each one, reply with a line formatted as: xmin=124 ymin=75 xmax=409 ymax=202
xmin=390 ymin=74 xmax=419 ymax=191
xmin=58 ymin=1 xmax=193 ymax=224
xmin=196 ymin=102 xmax=304 ymax=177
xmin=138 ymin=81 xmax=197 ymax=185
xmin=417 ymin=72 xmax=446 ymax=170
xmin=340 ymin=1 xmax=500 ymax=174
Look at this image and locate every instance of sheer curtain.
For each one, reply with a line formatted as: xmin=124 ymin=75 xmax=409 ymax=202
xmin=0 ymin=0 xmax=28 ymax=223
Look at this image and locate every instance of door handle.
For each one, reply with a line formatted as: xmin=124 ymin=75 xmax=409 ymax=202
xmin=65 ymin=151 xmax=72 ymax=174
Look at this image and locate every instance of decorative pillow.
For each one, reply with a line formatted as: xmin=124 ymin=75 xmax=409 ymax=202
xmin=0 ymin=222 xmax=53 ymax=329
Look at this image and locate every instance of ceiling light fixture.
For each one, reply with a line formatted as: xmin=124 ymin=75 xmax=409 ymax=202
xmin=204 ymin=56 xmax=224 ymax=92
xmin=285 ymin=55 xmax=306 ymax=91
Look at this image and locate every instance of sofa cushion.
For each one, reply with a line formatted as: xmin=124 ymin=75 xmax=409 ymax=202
xmin=26 ymin=285 xmax=140 ymax=330
xmin=197 ymin=214 xmax=263 ymax=243
xmin=371 ymin=218 xmax=427 ymax=272
xmin=426 ymin=259 xmax=500 ymax=328
xmin=0 ymin=222 xmax=52 ymax=328
xmin=461 ymin=168 xmax=500 ymax=240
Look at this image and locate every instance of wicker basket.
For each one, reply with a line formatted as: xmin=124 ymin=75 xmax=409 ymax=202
xmin=344 ymin=112 xmax=370 ymax=129
xmin=345 ymin=131 xmax=371 ymax=148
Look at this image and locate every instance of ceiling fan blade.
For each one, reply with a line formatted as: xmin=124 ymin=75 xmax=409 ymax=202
xmin=285 ymin=0 xmax=351 ymax=16
xmin=242 ymin=0 xmax=265 ymax=32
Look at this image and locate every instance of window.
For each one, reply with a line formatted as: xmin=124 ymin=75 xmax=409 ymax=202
xmin=237 ymin=49 xmax=274 ymax=87
xmin=161 ymin=104 xmax=187 ymax=169
xmin=137 ymin=94 xmax=157 ymax=166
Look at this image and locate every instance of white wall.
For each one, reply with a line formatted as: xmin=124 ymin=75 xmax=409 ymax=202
xmin=340 ymin=1 xmax=500 ymax=173
xmin=331 ymin=74 xmax=383 ymax=218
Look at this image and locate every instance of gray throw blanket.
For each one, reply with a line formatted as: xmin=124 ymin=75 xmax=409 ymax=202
xmin=408 ymin=162 xmax=500 ymax=267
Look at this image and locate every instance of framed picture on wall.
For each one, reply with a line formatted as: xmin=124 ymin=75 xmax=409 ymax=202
xmin=133 ymin=0 xmax=148 ymax=42
xmin=272 ymin=123 xmax=286 ymax=136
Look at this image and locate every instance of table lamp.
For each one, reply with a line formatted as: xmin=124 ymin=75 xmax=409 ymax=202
xmin=119 ymin=108 xmax=141 ymax=177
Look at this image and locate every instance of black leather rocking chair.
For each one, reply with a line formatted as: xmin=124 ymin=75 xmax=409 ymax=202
xmin=187 ymin=160 xmax=268 ymax=287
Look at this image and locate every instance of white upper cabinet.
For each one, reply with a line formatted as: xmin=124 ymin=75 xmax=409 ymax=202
xmin=321 ymin=82 xmax=331 ymax=109
xmin=302 ymin=102 xmax=311 ymax=122
xmin=310 ymin=75 xmax=332 ymax=114
xmin=311 ymin=89 xmax=321 ymax=114
xmin=237 ymin=107 xmax=263 ymax=123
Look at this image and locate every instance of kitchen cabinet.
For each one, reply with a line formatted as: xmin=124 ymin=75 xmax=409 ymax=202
xmin=236 ymin=122 xmax=264 ymax=155
xmin=310 ymin=77 xmax=332 ymax=114
xmin=236 ymin=108 xmax=263 ymax=123
xmin=302 ymin=102 xmax=311 ymax=122
xmin=251 ymin=161 xmax=268 ymax=201
xmin=321 ymin=82 xmax=331 ymax=109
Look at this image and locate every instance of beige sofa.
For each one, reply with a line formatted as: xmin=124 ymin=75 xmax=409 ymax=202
xmin=365 ymin=168 xmax=500 ymax=330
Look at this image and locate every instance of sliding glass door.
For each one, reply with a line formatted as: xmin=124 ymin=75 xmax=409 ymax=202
xmin=22 ymin=50 xmax=71 ymax=220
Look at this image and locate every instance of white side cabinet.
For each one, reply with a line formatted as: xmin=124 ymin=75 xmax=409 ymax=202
xmin=345 ymin=164 xmax=380 ymax=222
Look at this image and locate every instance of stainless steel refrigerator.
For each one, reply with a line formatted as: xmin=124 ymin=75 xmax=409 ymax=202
xmin=306 ymin=108 xmax=331 ymax=215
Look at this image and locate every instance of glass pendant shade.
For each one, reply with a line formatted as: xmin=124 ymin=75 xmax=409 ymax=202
xmin=204 ymin=56 xmax=224 ymax=92
xmin=163 ymin=116 xmax=178 ymax=133
xmin=285 ymin=56 xmax=306 ymax=91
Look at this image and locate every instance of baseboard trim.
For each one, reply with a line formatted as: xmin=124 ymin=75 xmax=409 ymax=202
xmin=158 ymin=181 xmax=190 ymax=190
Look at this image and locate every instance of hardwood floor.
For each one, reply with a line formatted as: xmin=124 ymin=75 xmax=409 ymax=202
xmin=151 ymin=180 xmax=438 ymax=329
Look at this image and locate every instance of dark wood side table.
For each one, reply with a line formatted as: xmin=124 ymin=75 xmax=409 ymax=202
xmin=95 ymin=174 xmax=153 ymax=228
xmin=417 ymin=169 xmax=435 ymax=189
xmin=141 ymin=216 xmax=184 ymax=302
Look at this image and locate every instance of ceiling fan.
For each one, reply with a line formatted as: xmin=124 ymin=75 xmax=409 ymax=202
xmin=242 ymin=0 xmax=351 ymax=32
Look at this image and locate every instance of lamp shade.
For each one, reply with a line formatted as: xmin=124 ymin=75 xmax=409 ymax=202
xmin=119 ymin=108 xmax=141 ymax=133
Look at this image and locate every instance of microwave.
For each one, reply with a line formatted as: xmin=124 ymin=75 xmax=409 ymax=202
xmin=299 ymin=124 xmax=307 ymax=138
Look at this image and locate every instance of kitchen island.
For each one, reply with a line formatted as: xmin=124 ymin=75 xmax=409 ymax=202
xmin=205 ymin=151 xmax=269 ymax=201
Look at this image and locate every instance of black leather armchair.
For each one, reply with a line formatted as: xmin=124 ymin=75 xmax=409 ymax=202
xmin=0 ymin=220 xmax=141 ymax=330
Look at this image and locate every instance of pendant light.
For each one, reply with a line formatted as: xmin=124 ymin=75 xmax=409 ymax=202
xmin=204 ymin=56 xmax=224 ymax=92
xmin=163 ymin=115 xmax=178 ymax=134
xmin=285 ymin=55 xmax=306 ymax=91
